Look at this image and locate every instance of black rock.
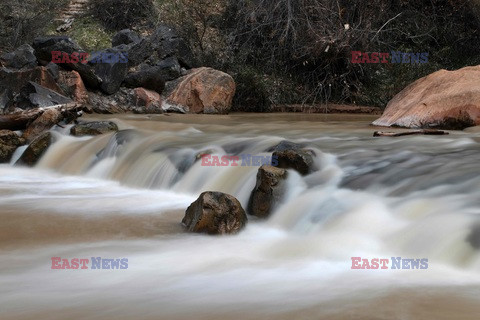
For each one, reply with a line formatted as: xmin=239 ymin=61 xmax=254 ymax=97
xmin=112 ymin=29 xmax=141 ymax=47
xmin=123 ymin=66 xmax=166 ymax=94
xmin=32 ymin=36 xmax=82 ymax=63
xmin=16 ymin=82 xmax=72 ymax=109
xmin=45 ymin=62 xmax=60 ymax=81
xmin=126 ymin=38 xmax=155 ymax=67
xmin=150 ymin=25 xmax=197 ymax=69
xmin=0 ymin=44 xmax=37 ymax=69
xmin=89 ymin=46 xmax=129 ymax=95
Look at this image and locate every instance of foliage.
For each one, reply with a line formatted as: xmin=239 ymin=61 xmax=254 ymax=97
xmin=0 ymin=0 xmax=69 ymax=52
xmin=89 ymin=0 xmax=156 ymax=31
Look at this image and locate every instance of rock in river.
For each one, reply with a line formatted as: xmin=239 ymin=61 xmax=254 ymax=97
xmin=182 ymin=191 xmax=247 ymax=235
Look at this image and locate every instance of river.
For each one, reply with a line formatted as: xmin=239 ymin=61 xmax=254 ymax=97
xmin=1 ymin=114 xmax=479 ymax=319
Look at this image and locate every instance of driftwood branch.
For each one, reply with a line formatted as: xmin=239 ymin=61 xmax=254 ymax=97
xmin=0 ymin=103 xmax=86 ymax=131
xmin=373 ymin=129 xmax=449 ymax=137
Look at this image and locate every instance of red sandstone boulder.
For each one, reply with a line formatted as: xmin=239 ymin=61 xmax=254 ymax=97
xmin=58 ymin=70 xmax=89 ymax=104
xmin=133 ymin=87 xmax=162 ymax=114
xmin=167 ymin=67 xmax=235 ymax=114
xmin=372 ymin=66 xmax=480 ymax=130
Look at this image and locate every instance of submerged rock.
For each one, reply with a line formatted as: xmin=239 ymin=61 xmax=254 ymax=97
xmin=272 ymin=140 xmax=316 ymax=175
xmin=248 ymin=165 xmax=288 ymax=218
xmin=17 ymin=131 xmax=52 ymax=166
xmin=70 ymin=121 xmax=119 ymax=136
xmin=182 ymin=191 xmax=247 ymax=235
xmin=372 ymin=66 xmax=480 ymax=130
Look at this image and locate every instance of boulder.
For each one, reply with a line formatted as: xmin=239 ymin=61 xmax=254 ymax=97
xmin=124 ymin=67 xmax=166 ymax=94
xmin=272 ymin=140 xmax=316 ymax=176
xmin=87 ymin=88 xmax=136 ymax=114
xmin=32 ymin=36 xmax=82 ymax=64
xmin=58 ymin=70 xmax=89 ymax=104
xmin=150 ymin=25 xmax=197 ymax=69
xmin=70 ymin=121 xmax=119 ymax=136
xmin=133 ymin=88 xmax=163 ymax=114
xmin=182 ymin=191 xmax=247 ymax=235
xmin=372 ymin=66 xmax=480 ymax=130
xmin=0 ymin=44 xmax=37 ymax=70
xmin=0 ymin=66 xmax=65 ymax=97
xmin=112 ymin=29 xmax=141 ymax=47
xmin=167 ymin=67 xmax=236 ymax=114
xmin=32 ymin=36 xmax=102 ymax=89
xmin=89 ymin=46 xmax=129 ymax=95
xmin=45 ymin=62 xmax=60 ymax=81
xmin=0 ymin=143 xmax=17 ymax=163
xmin=0 ymin=130 xmax=25 ymax=163
xmin=22 ymin=108 xmax=63 ymax=142
xmin=15 ymin=82 xmax=72 ymax=110
xmin=126 ymin=38 xmax=155 ymax=68
xmin=248 ymin=165 xmax=288 ymax=218
xmin=17 ymin=131 xmax=52 ymax=166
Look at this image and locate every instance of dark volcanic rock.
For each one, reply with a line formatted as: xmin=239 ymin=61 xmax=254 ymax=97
xmin=126 ymin=39 xmax=155 ymax=68
xmin=89 ymin=46 xmax=129 ymax=95
xmin=0 ymin=44 xmax=37 ymax=70
xmin=32 ymin=36 xmax=82 ymax=63
xmin=124 ymin=66 xmax=166 ymax=94
xmin=32 ymin=36 xmax=102 ymax=89
xmin=87 ymin=88 xmax=136 ymax=114
xmin=248 ymin=165 xmax=288 ymax=218
xmin=150 ymin=25 xmax=197 ymax=69
xmin=46 ymin=62 xmax=60 ymax=81
xmin=182 ymin=191 xmax=248 ymax=235
xmin=16 ymin=82 xmax=72 ymax=110
xmin=70 ymin=121 xmax=119 ymax=136
xmin=17 ymin=131 xmax=52 ymax=166
xmin=112 ymin=29 xmax=141 ymax=47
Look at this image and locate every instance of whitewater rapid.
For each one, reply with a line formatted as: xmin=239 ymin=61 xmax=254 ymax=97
xmin=0 ymin=114 xmax=479 ymax=319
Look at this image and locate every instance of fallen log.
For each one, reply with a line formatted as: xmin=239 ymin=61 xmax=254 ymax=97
xmin=373 ymin=129 xmax=449 ymax=137
xmin=0 ymin=108 xmax=45 ymax=131
xmin=0 ymin=103 xmax=85 ymax=132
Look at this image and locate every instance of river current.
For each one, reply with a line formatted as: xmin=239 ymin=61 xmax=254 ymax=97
xmin=1 ymin=114 xmax=479 ymax=319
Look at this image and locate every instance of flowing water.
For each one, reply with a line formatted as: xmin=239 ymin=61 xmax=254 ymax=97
xmin=1 ymin=113 xmax=480 ymax=319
